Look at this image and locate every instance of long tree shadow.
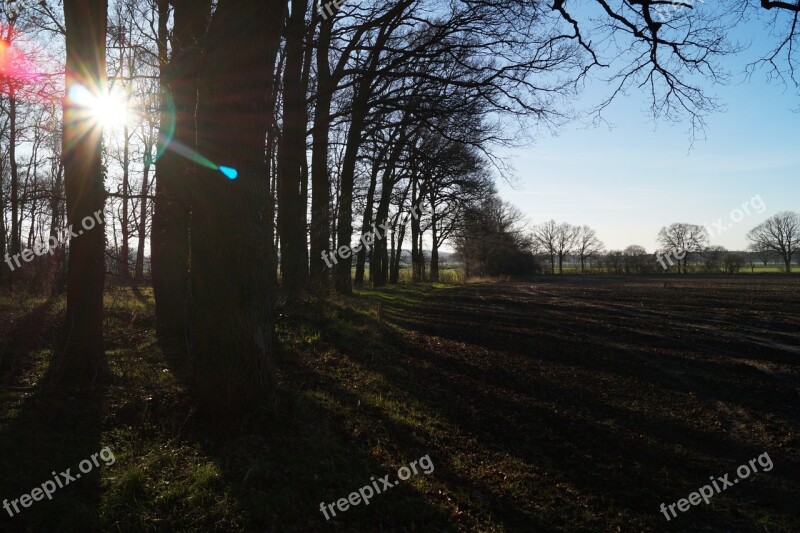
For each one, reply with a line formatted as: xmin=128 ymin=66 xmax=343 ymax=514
xmin=344 ymin=283 xmax=800 ymax=530
xmin=165 ymin=299 xmax=454 ymax=531
xmin=0 ymin=298 xmax=107 ymax=531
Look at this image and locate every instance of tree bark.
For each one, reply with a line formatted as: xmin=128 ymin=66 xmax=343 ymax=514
xmin=121 ymin=125 xmax=130 ymax=280
xmin=61 ymin=0 xmax=108 ymax=379
xmin=152 ymin=0 xmax=209 ymax=343
xmin=333 ymin=90 xmax=369 ymax=295
xmin=430 ymin=207 xmax=439 ymax=283
xmin=135 ymin=138 xmax=151 ymax=281
xmin=278 ymin=0 xmax=309 ymax=299
xmin=190 ymin=0 xmax=283 ymax=417
xmin=354 ymin=150 xmax=382 ymax=288
xmin=309 ymin=16 xmax=334 ymax=291
xmin=9 ymin=88 xmax=20 ymax=260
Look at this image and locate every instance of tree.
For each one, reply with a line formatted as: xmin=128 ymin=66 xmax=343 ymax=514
xmin=554 ymin=222 xmax=579 ymax=274
xmin=151 ymin=0 xmax=210 ymax=343
xmin=724 ymin=252 xmax=744 ymax=274
xmin=188 ymin=0 xmax=284 ymax=417
xmin=454 ymin=191 xmax=534 ymax=279
xmin=532 ymin=220 xmax=558 ymax=274
xmin=747 ymin=211 xmax=800 ymax=273
xmin=576 ymin=225 xmax=604 ymax=273
xmin=657 ymin=223 xmax=709 ymax=273
xmin=748 ymin=241 xmax=774 ymax=268
xmin=277 ymin=0 xmax=310 ymax=299
xmin=703 ymin=245 xmax=727 ymax=273
xmin=623 ymin=245 xmax=647 ymax=274
xmin=60 ymin=0 xmax=108 ymax=379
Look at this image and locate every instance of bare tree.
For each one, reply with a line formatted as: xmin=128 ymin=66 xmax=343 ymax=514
xmin=747 ymin=211 xmax=800 ymax=273
xmin=576 ymin=225 xmax=604 ymax=273
xmin=532 ymin=220 xmax=558 ymax=274
xmin=657 ymin=223 xmax=709 ymax=273
xmin=623 ymin=244 xmax=648 ymax=274
xmin=555 ymin=222 xmax=579 ymax=274
xmin=703 ymin=244 xmax=727 ymax=273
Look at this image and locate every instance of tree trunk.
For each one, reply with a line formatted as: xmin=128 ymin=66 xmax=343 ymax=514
xmin=333 ymin=92 xmax=369 ymax=295
xmin=9 ymin=88 xmax=20 ymax=259
xmin=430 ymin=212 xmax=439 ymax=283
xmin=309 ymin=16 xmax=334 ymax=290
xmin=60 ymin=0 xmax=108 ymax=379
xmin=135 ymin=139 xmax=151 ymax=281
xmin=278 ymin=0 xmax=309 ymax=299
xmin=152 ymin=0 xmax=209 ymax=343
xmin=411 ymin=179 xmax=421 ymax=282
xmin=354 ymin=152 xmax=381 ymax=288
xmin=390 ymin=219 xmax=405 ymax=284
xmin=190 ymin=0 xmax=283 ymax=417
xmin=121 ymin=125 xmax=130 ymax=280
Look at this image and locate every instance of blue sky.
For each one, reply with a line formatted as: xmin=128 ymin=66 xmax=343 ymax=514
xmin=499 ymin=15 xmax=800 ymax=252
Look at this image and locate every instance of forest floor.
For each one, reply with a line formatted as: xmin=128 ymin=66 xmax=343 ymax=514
xmin=0 ymin=276 xmax=799 ymax=531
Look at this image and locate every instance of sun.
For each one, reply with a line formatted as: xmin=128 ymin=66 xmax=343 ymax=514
xmin=90 ymin=88 xmax=130 ymax=129
xmin=67 ymin=83 xmax=131 ymax=130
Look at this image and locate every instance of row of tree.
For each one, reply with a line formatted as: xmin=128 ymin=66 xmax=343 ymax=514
xmin=523 ymin=211 xmax=799 ymax=275
xmin=655 ymin=213 xmax=800 ymax=274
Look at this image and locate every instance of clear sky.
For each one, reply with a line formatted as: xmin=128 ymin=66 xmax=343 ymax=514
xmin=498 ymin=16 xmax=800 ymax=253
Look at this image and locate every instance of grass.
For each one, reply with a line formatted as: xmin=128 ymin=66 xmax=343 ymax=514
xmin=0 ymin=285 xmax=458 ymax=531
xmin=1 ymin=278 xmax=797 ymax=531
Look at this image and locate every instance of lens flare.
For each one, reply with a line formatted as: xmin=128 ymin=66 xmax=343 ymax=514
xmin=67 ymin=83 xmax=129 ymax=129
xmin=219 ymin=166 xmax=238 ymax=180
xmin=0 ymin=29 xmax=43 ymax=97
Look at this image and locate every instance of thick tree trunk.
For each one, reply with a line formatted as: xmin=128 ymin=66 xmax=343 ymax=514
xmin=190 ymin=0 xmax=282 ymax=417
xmin=61 ymin=0 xmax=108 ymax=379
xmin=333 ymin=93 xmax=368 ymax=295
xmin=152 ymin=0 xmax=209 ymax=343
xmin=278 ymin=0 xmax=309 ymax=299
xmin=309 ymin=17 xmax=334 ymax=290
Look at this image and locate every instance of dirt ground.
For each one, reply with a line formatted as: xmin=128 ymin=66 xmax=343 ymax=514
xmin=1 ymin=277 xmax=797 ymax=531
xmin=369 ymin=276 xmax=800 ymax=530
